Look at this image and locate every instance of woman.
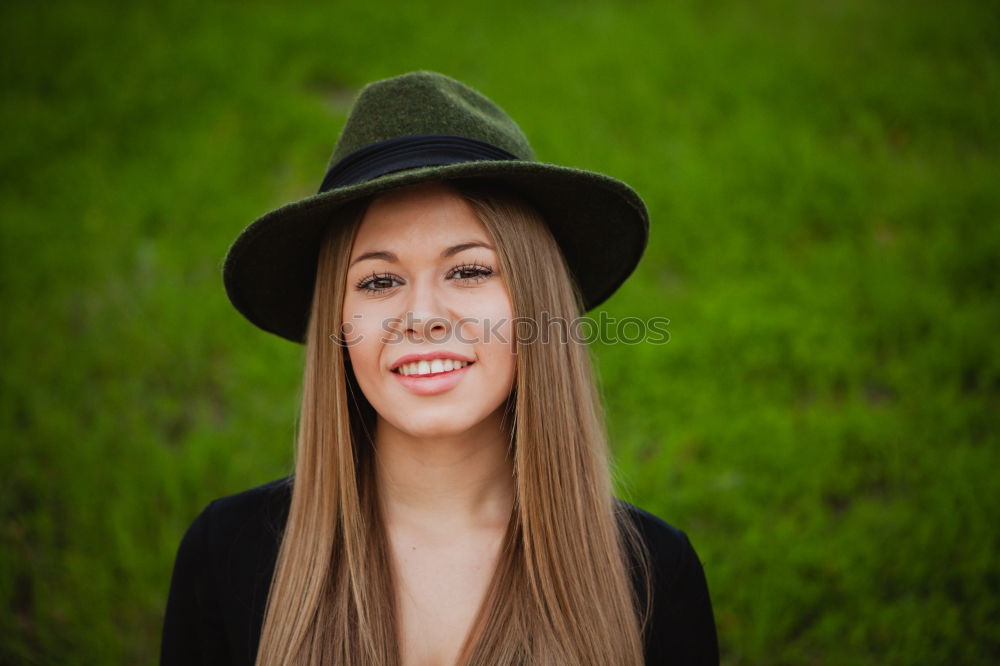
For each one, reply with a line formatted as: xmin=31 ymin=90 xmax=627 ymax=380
xmin=161 ymin=71 xmax=718 ymax=665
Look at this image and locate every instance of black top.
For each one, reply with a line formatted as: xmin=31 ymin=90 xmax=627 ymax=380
xmin=160 ymin=477 xmax=719 ymax=665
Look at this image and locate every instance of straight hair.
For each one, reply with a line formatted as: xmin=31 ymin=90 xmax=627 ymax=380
xmin=254 ymin=180 xmax=653 ymax=665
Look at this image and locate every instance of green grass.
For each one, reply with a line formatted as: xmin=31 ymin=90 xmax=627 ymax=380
xmin=1 ymin=0 xmax=998 ymax=663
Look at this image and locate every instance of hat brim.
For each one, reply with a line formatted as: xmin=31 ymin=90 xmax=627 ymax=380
xmin=222 ymin=160 xmax=649 ymax=343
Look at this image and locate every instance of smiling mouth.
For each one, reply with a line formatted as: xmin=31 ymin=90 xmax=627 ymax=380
xmin=392 ymin=360 xmax=475 ymax=377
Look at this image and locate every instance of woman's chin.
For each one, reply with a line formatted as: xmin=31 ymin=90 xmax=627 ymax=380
xmin=396 ymin=420 xmax=478 ymax=441
xmin=378 ymin=408 xmax=487 ymax=441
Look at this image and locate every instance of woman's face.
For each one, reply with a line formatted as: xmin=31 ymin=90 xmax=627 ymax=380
xmin=342 ymin=182 xmax=516 ymax=440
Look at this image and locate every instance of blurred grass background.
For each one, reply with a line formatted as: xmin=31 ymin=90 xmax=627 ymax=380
xmin=1 ymin=0 xmax=998 ymax=663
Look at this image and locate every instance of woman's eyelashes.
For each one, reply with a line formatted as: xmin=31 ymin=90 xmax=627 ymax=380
xmin=354 ymin=272 xmax=399 ymax=294
xmin=354 ymin=262 xmax=495 ymax=295
xmin=446 ymin=262 xmax=494 ymax=283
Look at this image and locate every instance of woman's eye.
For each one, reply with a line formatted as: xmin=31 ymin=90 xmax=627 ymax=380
xmin=356 ymin=273 xmax=401 ymax=293
xmin=448 ymin=264 xmax=494 ymax=283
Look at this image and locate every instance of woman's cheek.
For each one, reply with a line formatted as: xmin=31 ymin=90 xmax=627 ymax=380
xmin=470 ymin=288 xmax=514 ymax=344
xmin=341 ymin=306 xmax=379 ymax=376
xmin=339 ymin=311 xmax=365 ymax=349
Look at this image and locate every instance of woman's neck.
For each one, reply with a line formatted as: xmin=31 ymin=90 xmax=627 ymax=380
xmin=373 ymin=409 xmax=515 ymax=535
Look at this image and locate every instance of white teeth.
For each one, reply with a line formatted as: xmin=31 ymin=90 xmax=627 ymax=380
xmin=397 ymin=360 xmax=469 ymax=376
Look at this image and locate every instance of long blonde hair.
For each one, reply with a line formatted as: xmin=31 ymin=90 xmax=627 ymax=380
xmin=254 ymin=180 xmax=653 ymax=665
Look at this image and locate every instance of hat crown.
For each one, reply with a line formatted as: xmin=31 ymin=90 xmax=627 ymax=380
xmin=328 ymin=71 xmax=536 ymax=167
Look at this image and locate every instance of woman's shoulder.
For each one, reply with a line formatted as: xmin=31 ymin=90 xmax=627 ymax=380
xmin=208 ymin=475 xmax=293 ymax=512
xmin=613 ymin=497 xmax=713 ymax=602
xmin=614 ymin=497 xmax=696 ymax=570
xmin=185 ymin=476 xmax=292 ymax=543
xmin=202 ymin=475 xmax=293 ymax=523
xmin=162 ymin=477 xmax=293 ymax=666
xmin=178 ymin=475 xmax=293 ymax=580
xmin=613 ymin=497 xmax=720 ymax=664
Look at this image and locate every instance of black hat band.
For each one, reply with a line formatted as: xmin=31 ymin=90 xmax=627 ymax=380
xmin=318 ymin=134 xmax=519 ymax=193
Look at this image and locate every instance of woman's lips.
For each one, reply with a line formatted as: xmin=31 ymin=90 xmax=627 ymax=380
xmin=392 ymin=361 xmax=474 ymax=395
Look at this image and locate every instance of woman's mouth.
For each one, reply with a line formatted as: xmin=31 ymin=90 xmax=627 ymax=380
xmin=393 ymin=359 xmax=472 ymax=377
xmin=391 ymin=360 xmax=475 ymax=395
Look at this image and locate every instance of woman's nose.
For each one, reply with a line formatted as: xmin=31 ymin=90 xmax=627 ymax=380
xmin=402 ymin=280 xmax=450 ymax=341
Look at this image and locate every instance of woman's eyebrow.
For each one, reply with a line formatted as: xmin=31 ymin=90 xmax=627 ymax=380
xmin=349 ymin=241 xmax=495 ymax=267
xmin=441 ymin=240 xmax=494 ymax=258
xmin=349 ymin=250 xmax=396 ymax=267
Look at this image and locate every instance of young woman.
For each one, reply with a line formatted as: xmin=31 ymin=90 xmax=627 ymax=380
xmin=161 ymin=71 xmax=718 ymax=666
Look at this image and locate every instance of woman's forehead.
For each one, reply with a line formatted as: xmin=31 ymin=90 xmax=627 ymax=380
xmin=350 ymin=183 xmax=492 ymax=256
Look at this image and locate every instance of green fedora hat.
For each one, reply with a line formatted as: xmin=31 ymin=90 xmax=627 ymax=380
xmin=223 ymin=70 xmax=649 ymax=343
